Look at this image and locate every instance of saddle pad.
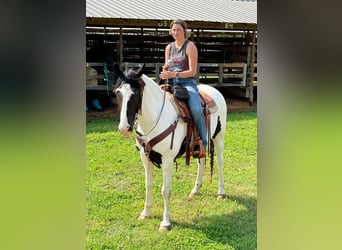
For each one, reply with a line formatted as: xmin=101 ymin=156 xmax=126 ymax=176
xmin=199 ymin=90 xmax=218 ymax=114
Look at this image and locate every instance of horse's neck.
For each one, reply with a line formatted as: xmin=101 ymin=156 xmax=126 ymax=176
xmin=138 ymin=76 xmax=177 ymax=134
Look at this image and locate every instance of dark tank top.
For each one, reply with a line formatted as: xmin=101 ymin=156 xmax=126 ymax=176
xmin=169 ymin=40 xmax=190 ymax=72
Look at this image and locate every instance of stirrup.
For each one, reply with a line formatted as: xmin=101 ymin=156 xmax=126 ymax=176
xmin=193 ymin=140 xmax=206 ymax=158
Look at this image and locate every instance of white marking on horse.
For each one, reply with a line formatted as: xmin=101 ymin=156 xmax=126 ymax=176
xmin=117 ymin=83 xmax=135 ymax=136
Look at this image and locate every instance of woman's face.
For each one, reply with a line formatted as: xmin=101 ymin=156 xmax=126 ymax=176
xmin=171 ymin=24 xmax=185 ymax=40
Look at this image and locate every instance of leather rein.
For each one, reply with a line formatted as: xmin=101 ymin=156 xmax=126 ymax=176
xmin=134 ymin=82 xmax=179 ymax=160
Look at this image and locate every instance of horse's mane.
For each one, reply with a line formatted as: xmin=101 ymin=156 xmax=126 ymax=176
xmin=141 ymin=74 xmax=163 ymax=92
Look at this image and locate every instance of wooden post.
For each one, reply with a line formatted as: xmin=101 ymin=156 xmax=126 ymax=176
xmin=140 ymin=27 xmax=144 ymax=61
xmin=249 ymin=30 xmax=256 ymax=106
xmin=119 ymin=26 xmax=123 ymax=67
xmin=219 ymin=64 xmax=223 ymax=85
xmin=155 ymin=62 xmax=160 ymax=82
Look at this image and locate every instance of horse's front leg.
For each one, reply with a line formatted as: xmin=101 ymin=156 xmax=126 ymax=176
xmin=188 ymin=157 xmax=205 ymax=200
xmin=138 ymin=151 xmax=154 ymax=220
xmin=159 ymin=158 xmax=173 ymax=231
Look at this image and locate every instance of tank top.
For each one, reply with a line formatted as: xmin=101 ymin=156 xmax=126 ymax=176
xmin=169 ymin=40 xmax=190 ymax=73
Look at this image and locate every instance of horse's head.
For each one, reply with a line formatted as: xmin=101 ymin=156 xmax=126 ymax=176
xmin=113 ymin=64 xmax=145 ymax=136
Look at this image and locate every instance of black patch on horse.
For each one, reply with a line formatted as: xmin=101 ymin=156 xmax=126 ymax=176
xmin=149 ymin=137 xmax=187 ymax=168
xmin=150 ymin=150 xmax=162 ymax=168
xmin=212 ymin=116 xmax=222 ymax=139
xmin=175 ymin=138 xmax=187 ymax=159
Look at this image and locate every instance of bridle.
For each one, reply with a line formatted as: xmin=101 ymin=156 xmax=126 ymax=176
xmin=114 ymin=75 xmax=167 ymax=137
xmin=136 ymin=85 xmax=167 ymax=137
xmin=115 ymin=69 xmax=183 ymax=166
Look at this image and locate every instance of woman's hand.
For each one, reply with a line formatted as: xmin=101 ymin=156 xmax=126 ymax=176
xmin=162 ymin=64 xmax=169 ymax=70
xmin=160 ymin=69 xmax=173 ymax=80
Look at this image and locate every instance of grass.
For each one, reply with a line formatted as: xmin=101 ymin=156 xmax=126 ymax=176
xmin=86 ymin=111 xmax=257 ymax=249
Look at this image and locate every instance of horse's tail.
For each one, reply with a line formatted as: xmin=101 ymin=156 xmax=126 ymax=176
xmin=209 ymin=139 xmax=214 ymax=184
xmin=204 ymin=100 xmax=214 ymax=184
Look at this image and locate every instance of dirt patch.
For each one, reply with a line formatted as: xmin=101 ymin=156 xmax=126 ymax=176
xmin=227 ymin=97 xmax=257 ymax=113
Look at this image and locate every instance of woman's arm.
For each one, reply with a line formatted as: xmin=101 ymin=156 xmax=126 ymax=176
xmin=186 ymin=41 xmax=198 ymax=78
xmin=163 ymin=44 xmax=171 ymax=70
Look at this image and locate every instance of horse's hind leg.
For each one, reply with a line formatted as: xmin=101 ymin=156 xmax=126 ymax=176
xmin=138 ymin=153 xmax=154 ymax=220
xmin=215 ymin=137 xmax=226 ymax=199
xmin=188 ymin=157 xmax=205 ymax=200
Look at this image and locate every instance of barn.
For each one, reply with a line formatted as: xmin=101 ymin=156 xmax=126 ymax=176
xmin=86 ymin=0 xmax=257 ymax=106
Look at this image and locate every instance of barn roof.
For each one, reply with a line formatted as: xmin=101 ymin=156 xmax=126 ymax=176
xmin=86 ymin=0 xmax=257 ymax=31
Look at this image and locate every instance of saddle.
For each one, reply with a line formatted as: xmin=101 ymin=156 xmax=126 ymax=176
xmin=161 ymin=84 xmax=218 ymax=165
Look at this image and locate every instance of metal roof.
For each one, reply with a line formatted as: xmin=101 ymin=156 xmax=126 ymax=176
xmin=86 ymin=0 xmax=257 ymax=25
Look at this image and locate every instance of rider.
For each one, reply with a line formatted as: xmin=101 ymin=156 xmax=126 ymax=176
xmin=159 ymin=19 xmax=207 ymax=158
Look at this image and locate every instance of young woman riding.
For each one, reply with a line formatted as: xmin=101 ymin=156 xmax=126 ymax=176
xmin=159 ymin=19 xmax=207 ymax=158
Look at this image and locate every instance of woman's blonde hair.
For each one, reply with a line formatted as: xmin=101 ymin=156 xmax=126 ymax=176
xmin=169 ymin=19 xmax=189 ymax=37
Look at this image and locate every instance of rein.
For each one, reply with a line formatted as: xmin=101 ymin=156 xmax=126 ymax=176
xmin=135 ymin=86 xmax=167 ymax=137
xmin=116 ymin=72 xmax=180 ymax=162
xmin=135 ymin=84 xmax=179 ymax=161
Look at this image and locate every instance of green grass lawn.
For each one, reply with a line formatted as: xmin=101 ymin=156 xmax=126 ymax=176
xmin=86 ymin=111 xmax=257 ymax=249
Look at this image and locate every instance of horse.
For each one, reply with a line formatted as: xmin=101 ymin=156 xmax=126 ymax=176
xmin=113 ymin=64 xmax=227 ymax=231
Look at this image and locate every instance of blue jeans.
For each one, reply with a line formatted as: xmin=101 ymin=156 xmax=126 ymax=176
xmin=173 ymin=77 xmax=207 ymax=148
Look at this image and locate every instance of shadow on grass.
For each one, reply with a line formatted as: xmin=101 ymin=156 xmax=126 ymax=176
xmin=174 ymin=195 xmax=257 ymax=249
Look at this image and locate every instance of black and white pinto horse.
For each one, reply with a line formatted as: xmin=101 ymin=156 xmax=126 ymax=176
xmin=114 ymin=64 xmax=227 ymax=231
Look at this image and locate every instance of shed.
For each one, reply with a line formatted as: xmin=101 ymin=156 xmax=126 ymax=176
xmin=86 ymin=0 xmax=257 ymax=103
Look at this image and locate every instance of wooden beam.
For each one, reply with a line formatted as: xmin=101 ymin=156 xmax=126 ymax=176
xmin=86 ymin=17 xmax=257 ymax=31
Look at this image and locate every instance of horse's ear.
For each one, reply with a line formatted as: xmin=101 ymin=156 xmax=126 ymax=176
xmin=136 ymin=63 xmax=145 ymax=78
xmin=113 ymin=63 xmax=124 ymax=78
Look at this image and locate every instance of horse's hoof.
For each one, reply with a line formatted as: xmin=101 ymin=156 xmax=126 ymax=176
xmin=159 ymin=225 xmax=172 ymax=232
xmin=138 ymin=214 xmax=149 ymax=220
xmin=187 ymin=192 xmax=198 ymax=201
xmin=217 ymin=194 xmax=226 ymax=200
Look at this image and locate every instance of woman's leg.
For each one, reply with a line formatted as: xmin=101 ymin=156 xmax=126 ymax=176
xmin=185 ymin=86 xmax=207 ymax=148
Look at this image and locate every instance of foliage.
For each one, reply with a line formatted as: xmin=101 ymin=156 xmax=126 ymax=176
xmin=86 ymin=111 xmax=257 ymax=249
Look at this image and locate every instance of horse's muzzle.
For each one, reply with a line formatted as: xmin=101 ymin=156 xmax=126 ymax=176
xmin=119 ymin=126 xmax=132 ymax=137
